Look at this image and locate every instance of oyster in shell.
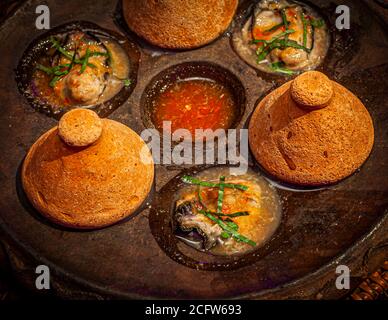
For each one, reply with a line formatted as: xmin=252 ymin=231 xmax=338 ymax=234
xmin=233 ymin=0 xmax=330 ymax=75
xmin=173 ymin=168 xmax=282 ymax=256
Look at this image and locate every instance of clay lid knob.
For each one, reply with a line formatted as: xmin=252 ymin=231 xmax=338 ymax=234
xmin=290 ymin=71 xmax=333 ymax=110
xmin=58 ymin=109 xmax=103 ymax=147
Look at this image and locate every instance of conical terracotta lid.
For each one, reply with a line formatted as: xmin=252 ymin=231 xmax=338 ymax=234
xmin=249 ymin=71 xmax=374 ymax=186
xmin=123 ymin=0 xmax=238 ymax=49
xmin=22 ymin=109 xmax=154 ymax=229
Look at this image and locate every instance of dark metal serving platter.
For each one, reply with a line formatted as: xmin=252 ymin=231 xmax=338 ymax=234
xmin=0 ymin=0 xmax=387 ymax=299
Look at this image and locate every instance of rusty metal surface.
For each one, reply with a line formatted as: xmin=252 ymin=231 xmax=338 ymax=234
xmin=0 ymin=0 xmax=387 ymax=299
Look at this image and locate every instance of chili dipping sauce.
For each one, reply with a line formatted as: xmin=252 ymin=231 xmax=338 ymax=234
xmin=151 ymin=78 xmax=237 ymax=137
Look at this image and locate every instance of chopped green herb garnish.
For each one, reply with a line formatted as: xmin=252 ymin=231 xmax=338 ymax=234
xmin=123 ymin=79 xmax=132 ymax=87
xmin=270 ymin=62 xmax=295 ymax=75
xmin=254 ymin=9 xmax=320 ymax=65
xmin=271 ymin=29 xmax=296 ymax=41
xmin=280 ymin=39 xmax=311 ymax=52
xmin=49 ymin=37 xmax=96 ymax=68
xmin=255 ymin=29 xmax=296 ymax=62
xmin=256 ymin=37 xmax=311 ymax=63
xmin=225 ymin=220 xmax=239 ymax=231
xmin=220 ymin=232 xmax=231 ymax=239
xmin=212 ymin=211 xmax=249 ymax=218
xmin=36 ymin=63 xmax=71 ymax=75
xmin=281 ymin=8 xmax=289 ymax=30
xmin=36 ymin=63 xmax=54 ymax=75
xmin=49 ymin=75 xmax=62 ymax=87
xmin=50 ymin=36 xmax=73 ymax=60
xmin=39 ymin=37 xmax=106 ymax=87
xmin=301 ymin=12 xmax=308 ymax=48
xmin=264 ymin=21 xmax=289 ymax=33
xmin=80 ymin=48 xmax=90 ymax=74
xmin=307 ymin=18 xmax=324 ymax=51
xmin=252 ymin=29 xmax=294 ymax=45
xmin=198 ymin=210 xmax=256 ymax=247
xmin=251 ymin=39 xmax=269 ymax=45
xmin=217 ymin=176 xmax=225 ymax=213
xmin=37 ymin=61 xmax=71 ymax=86
xmin=183 ymin=175 xmax=254 ymax=246
xmin=181 ymin=175 xmax=248 ymax=191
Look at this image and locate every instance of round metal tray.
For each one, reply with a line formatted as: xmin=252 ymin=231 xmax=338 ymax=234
xmin=0 ymin=0 xmax=387 ymax=299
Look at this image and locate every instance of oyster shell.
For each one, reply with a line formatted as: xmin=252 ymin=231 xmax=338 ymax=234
xmin=232 ymin=0 xmax=330 ymax=74
xmin=174 ymin=201 xmax=223 ymax=250
xmin=16 ymin=22 xmax=139 ymax=118
xmin=48 ymin=31 xmax=111 ymax=105
xmin=172 ymin=168 xmax=282 ymax=256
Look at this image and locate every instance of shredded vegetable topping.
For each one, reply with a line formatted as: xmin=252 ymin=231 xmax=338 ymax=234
xmin=181 ymin=175 xmax=256 ymax=247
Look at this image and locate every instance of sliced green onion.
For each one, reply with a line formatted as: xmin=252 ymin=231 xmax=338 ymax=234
xmin=270 ymin=62 xmax=295 ymax=75
xmin=50 ymin=37 xmax=96 ymax=68
xmin=80 ymin=48 xmax=90 ymax=74
xmin=49 ymin=75 xmax=62 ymax=87
xmin=53 ymin=70 xmax=69 ymax=77
xmin=196 ymin=208 xmax=250 ymax=218
xmin=181 ymin=176 xmax=248 ymax=191
xmin=271 ymin=29 xmax=296 ymax=41
xmin=281 ymin=8 xmax=289 ymax=30
xmin=251 ymin=39 xmax=269 ymax=44
xmin=50 ymin=37 xmax=73 ymax=60
xmin=256 ymin=36 xmax=311 ymax=63
xmin=220 ymin=232 xmax=231 ymax=239
xmin=37 ymin=63 xmax=72 ymax=76
xmin=198 ymin=210 xmax=256 ymax=247
xmin=301 ymin=12 xmax=308 ymax=48
xmin=281 ymin=39 xmax=311 ymax=52
xmin=255 ymin=29 xmax=295 ymax=62
xmin=36 ymin=64 xmax=53 ymax=75
xmin=123 ymin=79 xmax=132 ymax=87
xmin=264 ymin=21 xmax=289 ymax=33
xmin=217 ymin=176 xmax=225 ymax=213
xmin=225 ymin=220 xmax=239 ymax=231
xmin=308 ymin=18 xmax=325 ymax=52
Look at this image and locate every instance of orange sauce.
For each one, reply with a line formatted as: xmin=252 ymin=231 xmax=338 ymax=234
xmin=151 ymin=79 xmax=237 ymax=136
xmin=252 ymin=25 xmax=286 ymax=41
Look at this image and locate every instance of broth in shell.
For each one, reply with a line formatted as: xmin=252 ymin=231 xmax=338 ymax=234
xmin=174 ymin=167 xmax=282 ymax=256
xmin=233 ymin=0 xmax=330 ymax=75
xmin=31 ymin=31 xmax=130 ymax=109
xmin=16 ymin=22 xmax=140 ymax=118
